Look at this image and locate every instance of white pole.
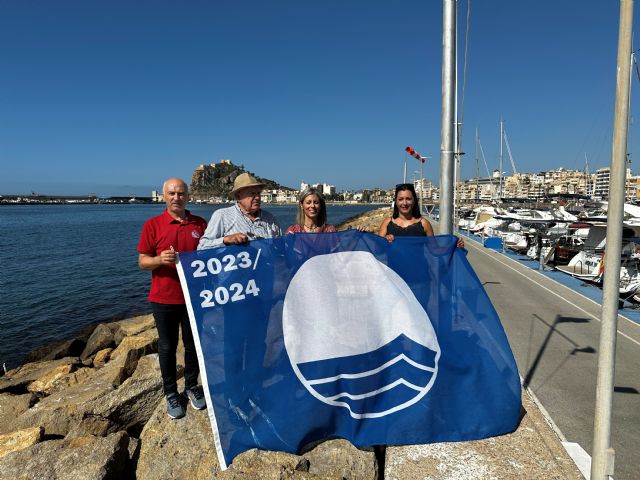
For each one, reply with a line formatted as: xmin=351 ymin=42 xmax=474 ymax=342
xmin=403 ymin=157 xmax=407 ymax=184
xmin=591 ymin=1 xmax=633 ymax=478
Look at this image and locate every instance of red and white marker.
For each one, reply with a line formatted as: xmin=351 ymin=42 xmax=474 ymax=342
xmin=405 ymin=146 xmax=426 ymax=163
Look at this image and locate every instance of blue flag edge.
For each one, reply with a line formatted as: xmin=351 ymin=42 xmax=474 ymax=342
xmin=176 ymin=255 xmax=230 ymax=470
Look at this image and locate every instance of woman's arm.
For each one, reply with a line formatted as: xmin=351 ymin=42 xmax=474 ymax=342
xmin=421 ymin=218 xmax=435 ymax=236
xmin=378 ymin=217 xmax=391 ymax=237
xmin=378 ymin=217 xmax=394 ymax=242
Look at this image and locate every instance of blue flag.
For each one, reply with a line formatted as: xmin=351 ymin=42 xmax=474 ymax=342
xmin=177 ymin=231 xmax=521 ymax=470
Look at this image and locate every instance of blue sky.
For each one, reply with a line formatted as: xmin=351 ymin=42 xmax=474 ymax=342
xmin=1 ymin=1 xmax=639 ymax=196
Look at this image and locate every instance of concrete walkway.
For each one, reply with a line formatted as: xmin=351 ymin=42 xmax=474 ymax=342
xmin=385 ymin=386 xmax=584 ymax=479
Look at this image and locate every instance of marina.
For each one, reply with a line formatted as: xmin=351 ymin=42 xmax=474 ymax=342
xmin=453 ymin=199 xmax=640 ymax=308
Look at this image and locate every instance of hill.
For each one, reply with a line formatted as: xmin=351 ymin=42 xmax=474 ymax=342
xmin=189 ymin=160 xmax=293 ymax=201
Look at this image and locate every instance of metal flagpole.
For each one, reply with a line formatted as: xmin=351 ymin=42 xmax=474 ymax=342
xmin=439 ymin=0 xmax=456 ymax=234
xmin=591 ymin=1 xmax=633 ymax=478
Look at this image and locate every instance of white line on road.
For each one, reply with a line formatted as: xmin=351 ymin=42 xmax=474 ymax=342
xmin=466 ymin=240 xmax=640 ymax=348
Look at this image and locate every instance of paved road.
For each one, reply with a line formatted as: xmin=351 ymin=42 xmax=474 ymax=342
xmin=464 ymin=236 xmax=640 ymax=480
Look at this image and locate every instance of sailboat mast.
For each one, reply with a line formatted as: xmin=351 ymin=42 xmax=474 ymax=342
xmin=625 ymin=50 xmax=634 ymax=202
xmin=499 ymin=119 xmax=504 ymax=199
xmin=584 ymin=152 xmax=590 ymax=197
xmin=475 ymin=127 xmax=479 ymax=202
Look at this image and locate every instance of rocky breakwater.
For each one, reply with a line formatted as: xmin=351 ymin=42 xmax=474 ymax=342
xmin=335 ymin=207 xmax=391 ymax=232
xmin=0 ymin=314 xmax=377 ymax=479
xmin=0 ymin=208 xmax=583 ymax=479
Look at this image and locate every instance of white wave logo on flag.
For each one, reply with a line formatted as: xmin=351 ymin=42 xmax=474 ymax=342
xmin=283 ymin=251 xmax=440 ymax=419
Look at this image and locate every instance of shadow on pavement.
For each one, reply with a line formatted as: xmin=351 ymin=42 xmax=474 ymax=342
xmin=523 ymin=315 xmax=595 ymax=389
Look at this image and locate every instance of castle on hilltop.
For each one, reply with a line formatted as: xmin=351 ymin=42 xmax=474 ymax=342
xmin=189 ymin=159 xmax=292 ymax=202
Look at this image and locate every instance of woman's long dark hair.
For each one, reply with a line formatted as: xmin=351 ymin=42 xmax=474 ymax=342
xmin=392 ymin=183 xmax=421 ymax=219
xmin=296 ymin=187 xmax=328 ymax=227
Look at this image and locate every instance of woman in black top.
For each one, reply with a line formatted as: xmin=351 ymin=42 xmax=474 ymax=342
xmin=378 ymin=183 xmax=464 ymax=247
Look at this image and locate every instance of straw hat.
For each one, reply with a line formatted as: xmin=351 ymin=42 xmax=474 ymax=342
xmin=231 ymin=173 xmax=266 ymax=195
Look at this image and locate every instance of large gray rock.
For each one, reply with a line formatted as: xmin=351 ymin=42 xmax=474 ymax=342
xmin=215 ymin=440 xmax=377 ymax=480
xmin=27 ymin=363 xmax=76 ymax=394
xmin=93 ymin=348 xmax=114 ymax=367
xmin=109 ymin=328 xmax=158 ymax=365
xmin=0 ymin=392 xmax=36 ymax=434
xmin=137 ymin=394 xmax=219 ymax=479
xmin=128 ymin=353 xmax=161 ymax=382
xmin=90 ymin=328 xmax=160 ymax=387
xmin=81 ymin=323 xmax=119 ymax=360
xmin=7 ymin=371 xmax=117 ymax=436
xmin=113 ymin=314 xmax=156 ymax=344
xmin=90 ymin=354 xmax=164 ymax=435
xmin=91 ymin=348 xmax=142 ymax=387
xmin=0 ymin=356 xmax=81 ymax=394
xmin=0 ymin=431 xmax=129 ymax=480
xmin=8 ymin=351 xmax=164 ymax=438
xmin=32 ymin=366 xmax=95 ymax=396
xmin=304 ymin=439 xmax=377 ymax=479
xmin=22 ymin=336 xmax=87 ymax=364
xmin=0 ymin=426 xmax=43 ymax=459
xmin=214 ymin=449 xmax=317 ymax=480
xmin=66 ymin=416 xmax=114 ymax=439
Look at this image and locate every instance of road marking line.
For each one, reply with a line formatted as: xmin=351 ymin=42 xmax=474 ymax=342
xmin=466 ymin=239 xmax=640 ymax=348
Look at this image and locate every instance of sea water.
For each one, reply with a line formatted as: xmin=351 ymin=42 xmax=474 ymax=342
xmin=0 ymin=203 xmax=379 ymax=369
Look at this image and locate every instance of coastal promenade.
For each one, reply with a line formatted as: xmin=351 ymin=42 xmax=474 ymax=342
xmin=461 ymin=230 xmax=640 ymax=480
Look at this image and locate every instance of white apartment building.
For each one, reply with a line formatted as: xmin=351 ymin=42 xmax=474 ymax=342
xmin=300 ymin=181 xmax=335 ymax=196
xmin=594 ymin=167 xmax=612 ymax=199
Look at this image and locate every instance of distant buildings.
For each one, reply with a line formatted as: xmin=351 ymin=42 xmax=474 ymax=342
xmin=453 ymin=167 xmax=640 ymax=203
xmin=151 ymin=159 xmax=640 ymax=206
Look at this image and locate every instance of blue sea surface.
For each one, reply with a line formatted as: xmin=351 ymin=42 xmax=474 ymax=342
xmin=0 ymin=203 xmax=378 ymax=369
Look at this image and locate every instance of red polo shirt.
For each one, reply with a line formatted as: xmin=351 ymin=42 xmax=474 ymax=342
xmin=138 ymin=209 xmax=207 ymax=304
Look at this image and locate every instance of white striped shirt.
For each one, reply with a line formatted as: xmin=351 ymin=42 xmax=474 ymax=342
xmin=197 ymin=204 xmax=281 ymax=249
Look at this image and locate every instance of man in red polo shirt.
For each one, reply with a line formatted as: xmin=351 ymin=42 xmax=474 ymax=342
xmin=138 ymin=177 xmax=207 ymax=419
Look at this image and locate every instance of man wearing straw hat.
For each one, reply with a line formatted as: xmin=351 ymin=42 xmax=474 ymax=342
xmin=198 ymin=172 xmax=281 ymax=249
